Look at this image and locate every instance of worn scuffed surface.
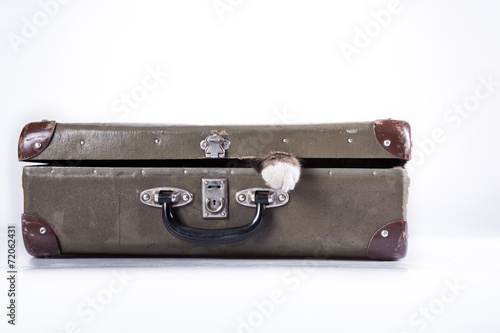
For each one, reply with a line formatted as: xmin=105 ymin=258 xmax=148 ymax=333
xmin=18 ymin=120 xmax=56 ymax=161
xmin=373 ymin=120 xmax=411 ymax=160
xmin=23 ymin=167 xmax=408 ymax=258
xmin=367 ymin=220 xmax=408 ymax=260
xmin=23 ymin=122 xmax=405 ymax=160
xmin=22 ymin=213 xmax=61 ymax=257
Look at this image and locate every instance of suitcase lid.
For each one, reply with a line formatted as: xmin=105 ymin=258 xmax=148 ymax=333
xmin=18 ymin=120 xmax=411 ymax=163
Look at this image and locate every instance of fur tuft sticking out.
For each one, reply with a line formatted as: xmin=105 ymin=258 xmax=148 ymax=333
xmin=253 ymin=152 xmax=301 ymax=192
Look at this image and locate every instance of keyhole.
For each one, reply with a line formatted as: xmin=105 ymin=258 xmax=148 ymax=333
xmin=212 ymin=199 xmax=216 ymax=206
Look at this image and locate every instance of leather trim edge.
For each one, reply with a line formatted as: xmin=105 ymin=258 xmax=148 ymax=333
xmin=18 ymin=120 xmax=56 ymax=161
xmin=373 ymin=119 xmax=411 ymax=160
xmin=21 ymin=214 xmax=61 ymax=257
xmin=367 ymin=220 xmax=408 ymax=260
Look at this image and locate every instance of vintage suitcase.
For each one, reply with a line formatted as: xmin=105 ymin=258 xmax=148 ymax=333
xmin=19 ymin=119 xmax=411 ymax=260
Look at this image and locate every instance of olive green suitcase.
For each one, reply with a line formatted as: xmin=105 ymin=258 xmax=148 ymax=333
xmin=19 ymin=119 xmax=411 ymax=260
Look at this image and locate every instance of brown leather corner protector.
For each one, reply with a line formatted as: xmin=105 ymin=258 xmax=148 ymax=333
xmin=18 ymin=120 xmax=56 ymax=161
xmin=367 ymin=220 xmax=407 ymax=260
xmin=373 ymin=120 xmax=411 ymax=160
xmin=22 ymin=214 xmax=61 ymax=257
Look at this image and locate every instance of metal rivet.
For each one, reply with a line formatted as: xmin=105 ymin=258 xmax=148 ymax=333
xmin=142 ymin=193 xmax=150 ymax=201
xmin=383 ymin=139 xmax=391 ymax=147
xmin=348 ymin=138 xmax=353 ymax=143
xmin=328 ymin=171 xmax=332 ymax=175
xmin=34 ymin=142 xmax=42 ymax=149
xmin=283 ymin=138 xmax=288 ymax=143
xmin=204 ymin=213 xmax=209 ymax=217
xmin=278 ymin=194 xmax=287 ymax=202
xmin=221 ymin=212 xmax=226 ymax=216
xmin=39 ymin=227 xmax=47 ymax=235
xmin=184 ymin=170 xmax=188 ymax=174
xmin=182 ymin=194 xmax=190 ymax=202
xmin=230 ymin=170 xmax=234 ymax=174
xmin=381 ymin=230 xmax=389 ymax=237
xmin=204 ymin=181 xmax=208 ymax=185
xmin=155 ymin=139 xmax=160 ymax=144
xmin=80 ymin=140 xmax=85 ymax=145
xmin=238 ymin=194 xmax=246 ymax=202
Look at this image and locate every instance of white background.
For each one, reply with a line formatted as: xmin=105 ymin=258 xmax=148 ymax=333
xmin=1 ymin=1 xmax=499 ymax=332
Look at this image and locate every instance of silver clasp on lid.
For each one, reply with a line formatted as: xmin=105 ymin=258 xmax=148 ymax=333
xmin=200 ymin=134 xmax=231 ymax=158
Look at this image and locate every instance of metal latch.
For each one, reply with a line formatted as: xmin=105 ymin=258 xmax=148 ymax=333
xmin=140 ymin=187 xmax=193 ymax=208
xmin=235 ymin=188 xmax=289 ymax=208
xmin=200 ymin=134 xmax=231 ymax=158
xmin=202 ymin=178 xmax=228 ymax=219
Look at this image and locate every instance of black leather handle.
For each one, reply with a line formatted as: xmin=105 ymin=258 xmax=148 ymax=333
xmin=158 ymin=191 xmax=269 ymax=244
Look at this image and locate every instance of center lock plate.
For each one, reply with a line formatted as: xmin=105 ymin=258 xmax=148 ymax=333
xmin=202 ymin=178 xmax=228 ymax=219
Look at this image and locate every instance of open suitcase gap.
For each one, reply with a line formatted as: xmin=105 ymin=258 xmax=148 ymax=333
xmin=39 ymin=158 xmax=406 ymax=169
